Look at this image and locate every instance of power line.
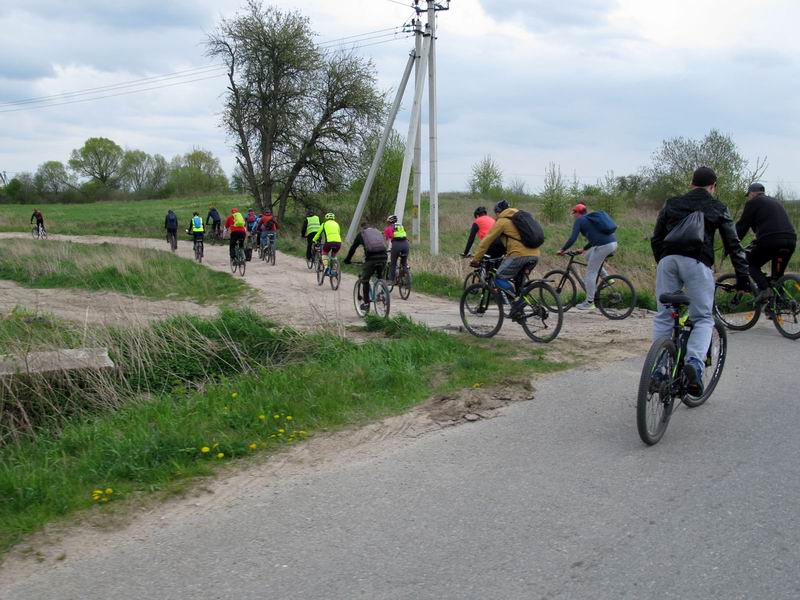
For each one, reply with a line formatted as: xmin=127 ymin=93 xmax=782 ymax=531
xmin=319 ymin=30 xmax=405 ymax=49
xmin=318 ymin=26 xmax=402 ymax=45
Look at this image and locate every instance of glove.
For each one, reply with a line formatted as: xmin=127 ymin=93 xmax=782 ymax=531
xmin=735 ymin=277 xmax=752 ymax=293
xmin=556 ymin=249 xmax=565 ymax=256
xmin=469 ymin=260 xmax=481 ymax=268
xmin=575 ymin=248 xmax=585 ymax=255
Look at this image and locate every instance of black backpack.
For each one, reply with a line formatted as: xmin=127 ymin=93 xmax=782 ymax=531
xmin=166 ymin=212 xmax=178 ymax=228
xmin=508 ymin=210 xmax=545 ymax=248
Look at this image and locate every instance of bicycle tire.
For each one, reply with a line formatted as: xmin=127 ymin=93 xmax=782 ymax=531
xmin=637 ymin=338 xmax=676 ymax=445
xmin=542 ymin=269 xmax=577 ymax=311
xmin=373 ymin=280 xmax=391 ymax=317
xmin=270 ymin=244 xmax=276 ymax=266
xmin=384 ymin=264 xmax=395 ymax=293
xmin=307 ymin=252 xmax=315 ymax=270
xmin=354 ymin=279 xmax=369 ymax=317
xmin=460 ymin=283 xmax=503 ymax=338
xmin=518 ymin=281 xmax=563 ymax=343
xmin=41 ymin=228 xmax=47 ymax=240
xmin=330 ymin=262 xmax=341 ymax=290
xmin=31 ymin=226 xmax=38 ymax=239
xmin=683 ymin=318 xmax=727 ymax=407
xmin=230 ymin=257 xmax=237 ymax=273
xmin=772 ymin=274 xmax=800 ymax=340
xmin=316 ymin=258 xmax=326 ymax=286
xmin=714 ymin=273 xmax=760 ymax=330
xmin=399 ymin=268 xmax=412 ymax=300
xmin=596 ymin=274 xmax=636 ymax=320
xmin=237 ymin=250 xmax=246 ymax=276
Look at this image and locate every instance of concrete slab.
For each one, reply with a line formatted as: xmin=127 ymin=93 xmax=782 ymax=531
xmin=0 ymin=348 xmax=115 ymax=377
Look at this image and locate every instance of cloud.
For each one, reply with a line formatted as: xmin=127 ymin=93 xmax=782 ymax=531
xmin=480 ymin=0 xmax=618 ymax=31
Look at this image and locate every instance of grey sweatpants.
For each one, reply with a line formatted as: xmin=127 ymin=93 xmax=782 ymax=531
xmin=653 ymin=254 xmax=715 ymax=365
xmin=585 ymin=241 xmax=617 ymax=302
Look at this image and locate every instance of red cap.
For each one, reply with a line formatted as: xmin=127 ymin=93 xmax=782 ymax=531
xmin=571 ymin=203 xmax=587 ymax=214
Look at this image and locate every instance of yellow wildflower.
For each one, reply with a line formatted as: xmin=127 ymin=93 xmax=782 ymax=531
xmin=278 ymin=428 xmax=285 ymax=434
xmin=248 ymin=443 xmax=257 ymax=450
xmin=201 ymin=446 xmax=210 ymax=454
xmin=216 ymin=452 xmax=225 ymax=459
xmin=231 ymin=392 xmax=238 ymax=399
xmin=258 ymin=414 xmax=267 ymax=421
xmin=105 ymin=488 xmax=113 ymax=495
xmin=93 ymin=489 xmax=103 ymax=496
xmin=273 ymin=414 xmax=280 ymax=419
xmin=286 ymin=416 xmax=293 ymax=421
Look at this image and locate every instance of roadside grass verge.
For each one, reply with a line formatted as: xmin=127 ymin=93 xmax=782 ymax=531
xmin=0 ymin=311 xmax=566 ymax=554
xmin=0 ymin=239 xmax=247 ymax=304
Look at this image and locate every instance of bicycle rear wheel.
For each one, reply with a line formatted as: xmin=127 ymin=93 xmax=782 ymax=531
xmin=518 ymin=281 xmax=563 ymax=343
xmin=714 ymin=273 xmax=760 ymax=330
xmin=460 ymin=283 xmax=503 ymax=338
xmin=637 ymin=338 xmax=676 ymax=445
xmin=330 ymin=261 xmax=341 ymax=290
xmin=683 ymin=318 xmax=727 ymax=408
xmin=238 ymin=254 xmax=246 ymax=276
xmin=316 ymin=258 xmax=325 ymax=286
xmin=372 ymin=280 xmax=390 ymax=317
xmin=596 ymin=274 xmax=636 ymax=320
xmin=772 ymin=274 xmax=800 ymax=339
xmin=270 ymin=243 xmax=276 ymax=265
xmin=399 ymin=268 xmax=412 ymax=300
xmin=31 ymin=226 xmax=38 ymax=239
xmin=384 ymin=264 xmax=395 ymax=293
xmin=542 ymin=269 xmax=577 ymax=311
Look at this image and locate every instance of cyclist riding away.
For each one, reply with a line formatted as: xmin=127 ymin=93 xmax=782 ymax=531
xmin=312 ymin=213 xmax=342 ymax=274
xmin=558 ymin=203 xmax=619 ymax=310
xmin=735 ymin=182 xmax=797 ymax=301
xmin=651 ymin=166 xmax=749 ymax=396
xmin=385 ymin=215 xmax=410 ymax=281
xmin=31 ymin=209 xmax=45 ymax=235
xmin=462 ymin=206 xmax=504 ymax=259
xmin=344 ymin=222 xmax=388 ymax=312
xmin=255 ymin=208 xmax=279 ymax=249
xmin=471 ymin=199 xmax=541 ymax=319
xmin=245 ymin=208 xmax=258 ymax=238
xmin=188 ymin=211 xmax=204 ymax=249
xmin=226 ymin=208 xmax=247 ymax=260
xmin=301 ymin=209 xmax=321 ymax=261
xmin=165 ymin=209 xmax=178 ymax=248
xmin=206 ymin=206 xmax=221 ymax=238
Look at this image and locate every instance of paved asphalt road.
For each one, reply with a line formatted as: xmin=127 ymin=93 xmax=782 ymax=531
xmin=2 ymin=322 xmax=798 ymax=600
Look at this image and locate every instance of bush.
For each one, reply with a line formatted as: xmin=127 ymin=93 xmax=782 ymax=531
xmin=468 ymin=155 xmax=504 ymax=198
xmin=540 ymin=162 xmax=568 ymax=223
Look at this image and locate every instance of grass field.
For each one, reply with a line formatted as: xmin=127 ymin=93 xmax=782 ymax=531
xmin=0 ymin=239 xmax=247 ymax=304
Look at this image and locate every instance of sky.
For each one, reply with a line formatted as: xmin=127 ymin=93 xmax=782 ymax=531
xmin=1 ymin=0 xmax=798 ymax=195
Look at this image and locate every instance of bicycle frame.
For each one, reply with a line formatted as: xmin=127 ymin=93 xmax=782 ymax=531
xmin=558 ymin=252 xmax=608 ymax=293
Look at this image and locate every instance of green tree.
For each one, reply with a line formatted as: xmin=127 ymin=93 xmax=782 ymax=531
xmin=34 ymin=161 xmax=73 ymax=197
xmin=121 ymin=151 xmax=171 ymax=197
xmin=540 ymin=162 xmax=568 ymax=223
xmin=68 ymin=137 xmax=124 ymax=186
xmin=468 ymin=155 xmax=503 ymax=197
xmin=167 ymin=148 xmax=228 ymax=196
xmin=352 ymin=130 xmax=407 ymax=225
xmin=5 ymin=173 xmax=38 ymax=203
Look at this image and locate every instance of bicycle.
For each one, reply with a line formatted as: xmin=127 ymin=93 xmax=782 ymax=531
xmin=31 ymin=224 xmax=47 ymax=239
xmin=307 ymin=243 xmax=322 ymax=271
xmin=207 ymin=224 xmax=223 ymax=246
xmin=543 ymin=250 xmax=637 ymax=320
xmin=459 ymin=257 xmax=564 ymax=343
xmin=166 ymin=230 xmax=177 ymax=252
xmin=229 ymin=242 xmax=246 ymax=276
xmin=636 ymin=293 xmax=727 ymax=445
xmin=260 ymin=233 xmax=277 ymax=266
xmin=316 ymin=253 xmax=341 ymax=290
xmin=193 ymin=237 xmax=204 ymax=263
xmin=463 ymin=256 xmax=504 ymax=289
xmin=352 ymin=263 xmax=391 ymax=318
xmin=384 ymin=256 xmax=412 ymax=300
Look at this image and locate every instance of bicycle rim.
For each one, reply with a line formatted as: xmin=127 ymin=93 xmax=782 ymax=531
xmin=683 ymin=319 xmax=727 ymax=407
xmin=713 ymin=273 xmax=760 ymax=330
xmin=373 ymin=281 xmax=390 ymax=317
xmin=519 ymin=281 xmax=563 ymax=343
xmin=637 ymin=338 xmax=676 ymax=445
xmin=596 ymin=274 xmax=636 ymax=320
xmin=460 ymin=283 xmax=503 ymax=338
xmin=399 ymin=270 xmax=412 ymax=300
xmin=772 ymin=274 xmax=800 ymax=339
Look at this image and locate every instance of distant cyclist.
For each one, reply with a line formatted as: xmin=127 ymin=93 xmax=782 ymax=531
xmin=462 ymin=206 xmax=504 ymax=259
xmin=226 ymin=208 xmax=247 ymax=260
xmin=557 ymin=203 xmax=618 ymax=311
xmin=344 ymin=222 xmax=388 ymax=312
xmin=735 ymin=183 xmax=797 ymax=300
xmin=312 ymin=213 xmax=342 ymax=274
xmin=30 ymin=209 xmax=45 ymax=236
xmin=385 ymin=214 xmax=410 ymax=281
xmin=301 ymin=209 xmax=321 ymax=261
xmin=188 ymin=211 xmax=204 ymax=249
xmin=255 ymin=208 xmax=279 ymax=249
xmin=164 ymin=209 xmax=179 ymax=249
xmin=245 ymin=208 xmax=258 ymax=238
xmin=206 ymin=206 xmax=222 ymax=237
xmin=651 ymin=167 xmax=749 ymax=396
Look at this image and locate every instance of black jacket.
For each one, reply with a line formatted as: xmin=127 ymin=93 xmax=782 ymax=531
xmin=651 ymin=188 xmax=748 ymax=278
xmin=735 ymin=194 xmax=797 ymax=245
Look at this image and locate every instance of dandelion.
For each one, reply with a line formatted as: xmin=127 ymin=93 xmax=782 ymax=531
xmin=93 ymin=489 xmax=103 ymax=496
xmin=299 ymin=430 xmax=307 ymax=436
xmin=212 ymin=443 xmax=219 ymax=449
xmin=231 ymin=392 xmax=238 ymax=399
xmin=273 ymin=414 xmax=280 ymax=419
xmin=105 ymin=488 xmax=113 ymax=495
xmin=216 ymin=452 xmax=225 ymax=459
xmin=259 ymin=414 xmax=267 ymax=421
xmin=278 ymin=428 xmax=285 ymax=434
xmin=248 ymin=443 xmax=257 ymax=450
xmin=201 ymin=446 xmax=210 ymax=454
xmin=472 ymin=383 xmax=482 ymax=389
xmin=102 ymin=497 xmax=110 ymax=503
xmin=286 ymin=416 xmax=293 ymax=421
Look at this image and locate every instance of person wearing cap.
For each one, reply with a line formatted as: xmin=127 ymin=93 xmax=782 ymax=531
xmin=651 ymin=166 xmax=750 ymax=396
xmin=735 ymin=183 xmax=797 ymax=300
xmin=557 ymin=203 xmax=618 ymax=310
xmin=462 ymin=206 xmax=505 ymax=259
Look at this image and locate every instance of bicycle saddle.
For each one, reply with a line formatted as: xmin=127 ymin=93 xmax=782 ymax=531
xmin=659 ymin=292 xmax=691 ymax=306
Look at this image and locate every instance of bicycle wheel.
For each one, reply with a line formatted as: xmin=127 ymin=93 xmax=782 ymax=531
xmin=714 ymin=273 xmax=760 ymax=330
xmin=307 ymin=251 xmax=315 ymax=270
xmin=270 ymin=243 xmax=276 ymax=265
xmin=40 ymin=228 xmax=47 ymax=240
xmin=399 ymin=268 xmax=412 ymax=300
xmin=518 ymin=281 xmax=563 ymax=343
xmin=316 ymin=258 xmax=326 ymax=286
xmin=384 ymin=264 xmax=395 ymax=293
xmin=372 ymin=280 xmax=391 ymax=317
xmin=353 ymin=279 xmax=369 ymax=317
xmin=463 ymin=271 xmax=480 ymax=289
xmin=772 ymin=274 xmax=800 ymax=340
xmin=195 ymin=242 xmax=203 ymax=263
xmin=596 ymin=274 xmax=636 ymax=320
xmin=637 ymin=338 xmax=676 ymax=445
xmin=683 ymin=318 xmax=727 ymax=408
xmin=542 ymin=269 xmax=577 ymax=311
xmin=330 ymin=261 xmax=341 ymax=290
xmin=31 ymin=226 xmax=38 ymax=239
xmin=230 ymin=256 xmax=237 ymax=273
xmin=460 ymin=283 xmax=503 ymax=338
xmin=238 ymin=252 xmax=246 ymax=276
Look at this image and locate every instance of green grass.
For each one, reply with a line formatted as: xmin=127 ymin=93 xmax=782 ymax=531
xmin=0 ymin=239 xmax=247 ymax=304
xmin=0 ymin=311 xmax=565 ymax=553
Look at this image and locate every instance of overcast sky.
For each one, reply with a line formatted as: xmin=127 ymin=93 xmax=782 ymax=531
xmin=1 ymin=0 xmax=798 ymax=194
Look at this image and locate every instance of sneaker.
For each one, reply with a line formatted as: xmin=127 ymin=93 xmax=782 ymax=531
xmin=359 ymin=302 xmax=370 ymax=312
xmin=509 ymin=300 xmax=524 ymax=321
xmin=576 ymin=300 xmax=595 ymax=311
xmin=649 ymin=365 xmax=669 ymax=394
xmin=684 ymin=358 xmax=704 ymax=397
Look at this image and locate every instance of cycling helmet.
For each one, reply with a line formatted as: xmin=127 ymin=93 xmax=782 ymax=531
xmin=264 ymin=209 xmax=272 ymax=215
xmin=494 ymin=199 xmax=509 ymax=214
xmin=474 ymin=206 xmax=487 ymax=218
xmin=325 ymin=212 xmax=335 ymax=220
xmin=305 ymin=209 xmax=314 ymax=217
xmin=387 ymin=215 xmax=398 ymax=224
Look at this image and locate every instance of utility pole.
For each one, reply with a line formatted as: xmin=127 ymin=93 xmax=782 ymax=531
xmin=412 ymin=17 xmax=423 ymax=244
xmin=427 ymin=0 xmax=439 ymax=255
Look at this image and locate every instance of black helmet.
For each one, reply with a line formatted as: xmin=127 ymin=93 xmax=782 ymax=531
xmin=305 ymin=209 xmax=314 ymax=217
xmin=494 ymin=199 xmax=509 ymax=214
xmin=474 ymin=206 xmax=487 ymax=218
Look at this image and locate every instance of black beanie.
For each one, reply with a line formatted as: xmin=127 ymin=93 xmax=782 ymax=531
xmin=692 ymin=166 xmax=717 ymax=187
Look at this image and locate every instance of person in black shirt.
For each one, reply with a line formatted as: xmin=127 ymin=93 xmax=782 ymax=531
xmin=736 ymin=183 xmax=797 ymax=298
xmin=344 ymin=222 xmax=387 ymax=312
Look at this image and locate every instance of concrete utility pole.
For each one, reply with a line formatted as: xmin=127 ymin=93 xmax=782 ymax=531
xmin=427 ymin=0 xmax=439 ymax=255
xmin=412 ymin=18 xmax=423 ymax=244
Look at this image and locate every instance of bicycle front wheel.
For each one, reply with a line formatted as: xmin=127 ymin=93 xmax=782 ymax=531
xmin=596 ymin=274 xmax=636 ymax=320
xmin=460 ymin=283 xmax=503 ymax=338
xmin=230 ymin=256 xmax=237 ymax=273
xmin=354 ymin=279 xmax=369 ymax=317
xmin=542 ymin=269 xmax=577 ymax=311
xmin=373 ymin=281 xmax=391 ymax=317
xmin=31 ymin=226 xmax=38 ymax=239
xmin=772 ymin=274 xmax=800 ymax=339
xmin=270 ymin=244 xmax=276 ymax=265
xmin=463 ymin=271 xmax=480 ymax=289
xmin=399 ymin=268 xmax=412 ymax=300
xmin=637 ymin=338 xmax=676 ymax=446
xmin=714 ymin=273 xmax=760 ymax=330
xmin=683 ymin=318 xmax=727 ymax=408
xmin=518 ymin=281 xmax=563 ymax=343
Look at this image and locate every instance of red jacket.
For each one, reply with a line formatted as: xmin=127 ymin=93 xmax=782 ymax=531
xmin=226 ymin=213 xmax=247 ymax=233
xmin=256 ymin=215 xmax=278 ymax=232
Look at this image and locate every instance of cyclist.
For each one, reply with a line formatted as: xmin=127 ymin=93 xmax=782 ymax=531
xmin=735 ymin=183 xmax=797 ymax=300
xmin=245 ymin=208 xmax=258 ymax=238
xmin=30 ymin=208 xmax=45 ymax=236
xmin=226 ymin=208 xmax=247 ymax=260
xmin=255 ymin=208 xmax=279 ymax=251
xmin=206 ymin=206 xmax=222 ymax=238
xmin=312 ymin=212 xmax=342 ymax=274
xmin=344 ymin=222 xmax=388 ymax=312
xmin=187 ymin=211 xmax=204 ymax=252
xmin=557 ymin=203 xmax=618 ymax=310
xmin=301 ymin=209 xmax=321 ymax=261
xmin=462 ymin=206 xmax=504 ymax=259
xmin=385 ymin=215 xmax=410 ymax=281
xmin=164 ymin=209 xmax=178 ymax=248
xmin=470 ymin=199 xmax=540 ymax=319
xmin=651 ymin=166 xmax=749 ymax=396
